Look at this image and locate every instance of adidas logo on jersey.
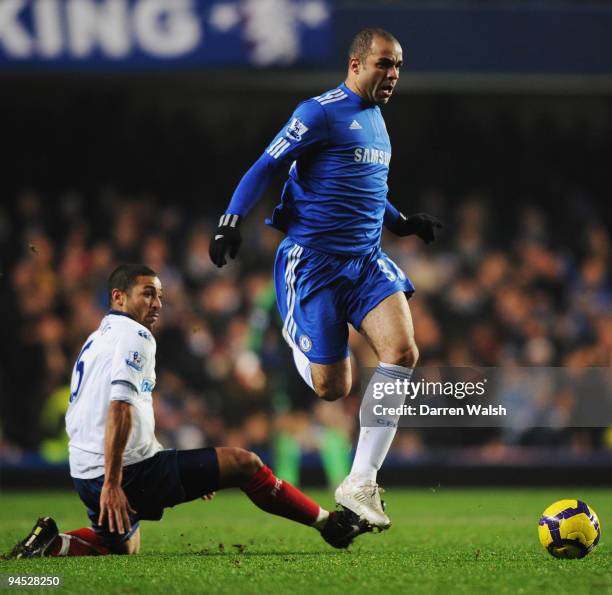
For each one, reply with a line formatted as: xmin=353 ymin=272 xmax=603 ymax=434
xmin=349 ymin=120 xmax=362 ymax=130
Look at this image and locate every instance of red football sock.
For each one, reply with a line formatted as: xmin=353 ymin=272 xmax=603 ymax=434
xmin=48 ymin=528 xmax=110 ymax=556
xmin=241 ymin=465 xmax=321 ymax=526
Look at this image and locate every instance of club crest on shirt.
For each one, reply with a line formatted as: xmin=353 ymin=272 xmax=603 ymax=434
xmin=126 ymin=351 xmax=145 ymax=372
xmin=299 ymin=334 xmax=312 ymax=353
xmin=285 ymin=118 xmax=309 ymax=142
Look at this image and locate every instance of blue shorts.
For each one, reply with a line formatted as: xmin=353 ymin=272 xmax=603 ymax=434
xmin=274 ymin=238 xmax=415 ymax=364
xmin=73 ymin=448 xmax=219 ymax=548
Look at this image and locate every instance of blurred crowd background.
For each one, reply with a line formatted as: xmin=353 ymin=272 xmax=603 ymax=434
xmin=1 ymin=83 xmax=609 ymax=483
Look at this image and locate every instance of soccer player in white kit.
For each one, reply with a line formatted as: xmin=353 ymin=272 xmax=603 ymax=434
xmin=9 ymin=265 xmax=370 ymax=558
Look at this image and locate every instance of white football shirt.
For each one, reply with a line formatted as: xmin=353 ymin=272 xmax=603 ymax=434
xmin=66 ymin=311 xmax=162 ymax=479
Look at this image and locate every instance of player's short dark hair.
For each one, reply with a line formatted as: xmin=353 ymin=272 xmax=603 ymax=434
xmin=108 ymin=264 xmax=157 ymax=305
xmin=348 ymin=28 xmax=398 ymax=62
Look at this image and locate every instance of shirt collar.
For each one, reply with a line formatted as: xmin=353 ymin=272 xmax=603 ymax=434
xmin=107 ymin=310 xmax=154 ymax=337
xmin=339 ymin=82 xmax=372 ymax=107
xmin=107 ymin=309 xmax=135 ymax=321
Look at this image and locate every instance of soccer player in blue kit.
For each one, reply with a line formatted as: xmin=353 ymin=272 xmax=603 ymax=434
xmin=210 ymin=29 xmax=441 ymax=530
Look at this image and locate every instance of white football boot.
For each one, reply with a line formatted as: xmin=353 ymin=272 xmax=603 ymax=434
xmin=335 ymin=476 xmax=391 ymax=530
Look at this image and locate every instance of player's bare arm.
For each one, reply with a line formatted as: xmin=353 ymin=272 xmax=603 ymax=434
xmin=99 ymin=400 xmax=136 ymax=535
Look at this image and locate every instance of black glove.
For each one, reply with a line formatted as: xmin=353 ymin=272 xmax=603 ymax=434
xmin=209 ymin=214 xmax=242 ymax=267
xmin=395 ymin=212 xmax=443 ymax=244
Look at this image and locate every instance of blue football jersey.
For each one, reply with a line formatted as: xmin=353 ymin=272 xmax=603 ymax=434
xmin=265 ymin=83 xmax=392 ymax=255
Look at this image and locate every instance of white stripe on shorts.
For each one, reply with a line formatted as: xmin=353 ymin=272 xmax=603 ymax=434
xmin=282 ymin=244 xmax=304 ymax=346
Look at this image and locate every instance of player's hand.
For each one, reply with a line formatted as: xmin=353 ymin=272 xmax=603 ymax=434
xmin=209 ymin=214 xmax=242 ymax=267
xmin=398 ymin=212 xmax=443 ymax=244
xmin=98 ymin=482 xmax=136 ymax=534
xmin=201 ymin=492 xmax=216 ymax=501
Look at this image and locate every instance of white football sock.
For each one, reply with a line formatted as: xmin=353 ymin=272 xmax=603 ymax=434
xmin=349 ymin=362 xmax=414 ymax=482
xmin=291 ymin=343 xmax=314 ymax=390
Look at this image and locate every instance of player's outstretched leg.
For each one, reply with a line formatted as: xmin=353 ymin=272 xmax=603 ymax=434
xmin=7 ymin=517 xmax=112 ymax=558
xmin=336 ymin=292 xmax=418 ymax=530
xmin=334 ymin=362 xmax=415 ymax=530
xmin=302 ymin=358 xmax=393 ymax=529
xmin=215 ymin=447 xmax=371 ymax=549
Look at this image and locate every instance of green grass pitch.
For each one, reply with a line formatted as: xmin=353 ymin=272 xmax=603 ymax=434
xmin=1 ymin=488 xmax=611 ymax=594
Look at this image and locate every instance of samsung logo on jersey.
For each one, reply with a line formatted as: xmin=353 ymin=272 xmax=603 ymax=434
xmin=354 ymin=148 xmax=391 ymax=166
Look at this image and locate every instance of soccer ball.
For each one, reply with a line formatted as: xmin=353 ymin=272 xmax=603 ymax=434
xmin=538 ymin=499 xmax=601 ymax=559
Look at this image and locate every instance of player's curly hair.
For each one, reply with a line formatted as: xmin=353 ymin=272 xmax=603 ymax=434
xmin=108 ymin=263 xmax=157 ymax=304
xmin=348 ymin=28 xmax=398 ymax=62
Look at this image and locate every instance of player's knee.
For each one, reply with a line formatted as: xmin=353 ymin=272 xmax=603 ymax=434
xmin=314 ymin=379 xmax=351 ymax=401
xmin=384 ymin=340 xmax=419 ymax=368
xmin=232 ymin=448 xmax=263 ymax=481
